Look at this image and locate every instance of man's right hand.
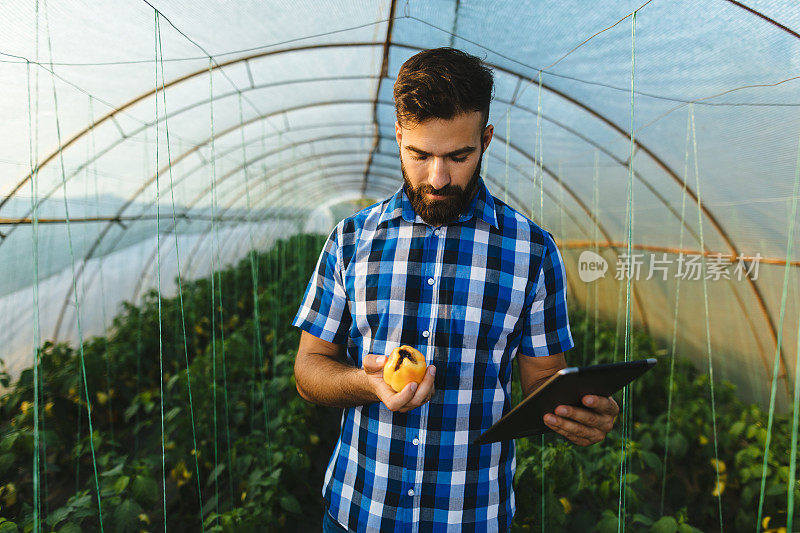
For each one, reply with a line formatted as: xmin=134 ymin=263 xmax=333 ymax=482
xmin=362 ymin=353 xmax=436 ymax=413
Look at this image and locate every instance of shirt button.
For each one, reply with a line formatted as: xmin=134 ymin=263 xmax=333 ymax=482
xmin=427 ymin=278 xmax=434 ymax=285
xmin=422 ymin=330 xmax=429 ymax=338
xmin=413 ymin=438 xmax=419 ymax=445
xmin=408 ymin=488 xmax=415 ymax=496
xmin=434 ymin=229 xmax=440 ymax=236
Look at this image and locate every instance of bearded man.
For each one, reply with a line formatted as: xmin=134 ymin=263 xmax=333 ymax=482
xmin=293 ymin=47 xmax=618 ymax=533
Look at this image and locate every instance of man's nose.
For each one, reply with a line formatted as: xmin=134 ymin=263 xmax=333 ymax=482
xmin=428 ymin=157 xmax=450 ymax=190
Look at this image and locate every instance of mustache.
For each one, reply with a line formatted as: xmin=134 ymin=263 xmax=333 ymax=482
xmin=423 ymin=187 xmax=457 ymax=197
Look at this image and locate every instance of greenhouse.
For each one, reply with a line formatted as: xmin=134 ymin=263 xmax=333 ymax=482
xmin=0 ymin=0 xmax=798 ymax=531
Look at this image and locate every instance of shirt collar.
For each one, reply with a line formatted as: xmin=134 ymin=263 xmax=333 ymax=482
xmin=377 ymin=177 xmax=499 ymax=230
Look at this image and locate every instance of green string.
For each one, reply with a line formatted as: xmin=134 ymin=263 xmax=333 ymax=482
xmin=26 ymin=55 xmax=42 ymax=533
xmin=557 ymin=162 xmax=564 ymax=239
xmin=45 ymin=0 xmax=104 ymax=525
xmin=659 ymin=106 xmax=692 ymax=516
xmin=88 ymin=96 xmax=115 ymax=441
xmin=32 ymin=9 xmax=51 ymax=514
xmin=786 ymin=131 xmax=800 ymax=533
xmin=541 ymin=433 xmax=546 ymax=531
xmin=153 ymin=11 xmax=167 ymax=532
xmin=618 ymin=10 xmax=636 ymax=531
xmin=504 ymin=108 xmax=510 ymax=204
xmin=756 ymin=120 xmax=800 ymax=530
xmin=689 ymin=104 xmax=724 ymax=531
xmin=210 ymin=75 xmax=235 ymax=509
xmin=155 ymin=15 xmax=205 ymax=526
xmin=592 ymin=152 xmax=600 ymax=366
xmin=75 ymin=352 xmax=82 ymax=493
xmin=207 ymin=58 xmax=221 ymax=523
xmin=536 ymin=71 xmax=544 ymax=223
xmin=135 ymin=130 xmax=148 ymax=458
xmin=239 ymin=94 xmax=273 ymax=464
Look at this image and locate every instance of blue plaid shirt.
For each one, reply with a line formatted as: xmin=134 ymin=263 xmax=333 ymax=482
xmin=293 ymin=177 xmax=574 ymax=532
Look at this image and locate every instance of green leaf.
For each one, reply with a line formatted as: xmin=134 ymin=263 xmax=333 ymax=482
xmin=632 ymin=513 xmax=654 ymax=526
xmin=641 ymin=451 xmax=661 ymax=471
xmin=57 ymin=524 xmax=82 ymax=533
xmin=49 ymin=506 xmax=71 ymax=527
xmin=164 ymin=407 xmax=181 ymax=423
xmin=206 ymin=463 xmax=226 ymax=488
xmin=766 ymin=483 xmax=786 ymax=496
xmin=100 ymin=461 xmax=125 ymax=478
xmin=131 ymin=475 xmax=159 ymax=507
xmin=650 ymin=516 xmax=679 ymax=533
xmin=113 ymin=475 xmax=130 ymax=494
xmin=669 ymin=433 xmax=688 ymax=458
xmin=0 ymin=433 xmax=19 ymax=453
xmin=279 ymin=494 xmax=301 ymax=514
xmin=595 ymin=510 xmax=619 ymax=533
xmin=111 ymin=499 xmax=142 ymax=533
xmin=0 ymin=454 xmax=14 ymax=476
xmin=0 ymin=519 xmax=18 ymax=533
xmin=123 ymin=403 xmax=139 ymax=423
xmin=729 ymin=420 xmax=746 ymax=438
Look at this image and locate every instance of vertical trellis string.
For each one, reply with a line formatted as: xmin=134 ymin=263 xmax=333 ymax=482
xmin=26 ymin=53 xmax=42 ymax=533
xmin=207 ymin=57 xmax=221 ymax=522
xmin=535 ymin=71 xmax=544 ymax=223
xmin=44 ymin=0 xmax=104 ymax=525
xmin=756 ymin=121 xmax=800 ymax=529
xmin=504 ymin=108 xmax=510 ymax=204
xmin=239 ymin=94 xmax=274 ymax=465
xmin=689 ymin=104 xmax=725 ymax=531
xmin=592 ymin=152 xmax=600 ymax=365
xmin=530 ymin=66 xmax=547 ymax=533
xmin=135 ymin=130 xmax=148 ymax=458
xmin=88 ymin=96 xmax=115 ymax=440
xmin=33 ymin=4 xmax=51 ymax=513
xmin=617 ymin=10 xmax=636 ymax=531
xmin=785 ymin=130 xmax=800 ymax=533
xmin=209 ymin=64 xmax=235 ymax=508
xmin=659 ymin=106 xmax=692 ymax=515
xmin=155 ymin=15 xmax=206 ymax=526
xmin=153 ymin=11 xmax=168 ymax=531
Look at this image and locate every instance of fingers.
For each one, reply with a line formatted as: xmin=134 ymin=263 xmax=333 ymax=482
xmin=582 ymin=395 xmax=619 ymax=417
xmin=382 ymin=381 xmax=420 ymax=412
xmin=553 ymin=404 xmax=613 ymax=433
xmin=363 ymin=352 xmax=436 ymax=412
xmin=543 ymin=412 xmax=605 ymax=446
xmin=363 ymin=352 xmax=387 ymax=374
xmin=397 ymin=365 xmax=436 ymax=413
xmin=544 ymin=398 xmax=617 ymax=445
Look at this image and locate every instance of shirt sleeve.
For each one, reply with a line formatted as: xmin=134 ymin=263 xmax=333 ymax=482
xmin=518 ymin=231 xmax=575 ymax=357
xmin=291 ymin=224 xmax=352 ymax=345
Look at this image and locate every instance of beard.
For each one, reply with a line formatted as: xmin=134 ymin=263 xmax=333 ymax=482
xmin=401 ymin=149 xmax=484 ymax=227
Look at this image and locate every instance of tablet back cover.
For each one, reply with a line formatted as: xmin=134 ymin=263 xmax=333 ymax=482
xmin=473 ymin=359 xmax=656 ymax=445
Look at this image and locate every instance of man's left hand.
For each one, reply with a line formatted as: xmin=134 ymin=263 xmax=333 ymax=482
xmin=542 ymin=395 xmax=619 ymax=446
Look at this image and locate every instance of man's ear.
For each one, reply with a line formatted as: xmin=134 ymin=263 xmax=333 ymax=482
xmin=395 ymin=121 xmax=403 ymax=149
xmin=482 ymin=124 xmax=494 ymax=152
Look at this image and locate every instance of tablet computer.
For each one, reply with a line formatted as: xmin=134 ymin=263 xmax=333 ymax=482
xmin=473 ymin=358 xmax=657 ymax=445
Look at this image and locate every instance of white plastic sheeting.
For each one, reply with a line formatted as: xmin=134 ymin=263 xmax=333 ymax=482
xmin=0 ymin=0 xmax=798 ymax=408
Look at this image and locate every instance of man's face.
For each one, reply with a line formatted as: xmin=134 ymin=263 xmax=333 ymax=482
xmin=396 ymin=111 xmax=493 ymax=227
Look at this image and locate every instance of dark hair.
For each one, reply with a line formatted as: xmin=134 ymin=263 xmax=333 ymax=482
xmin=393 ymin=47 xmax=494 ymax=129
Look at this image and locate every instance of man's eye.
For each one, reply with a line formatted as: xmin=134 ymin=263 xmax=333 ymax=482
xmin=412 ymin=155 xmax=427 ymax=161
xmin=451 ymin=156 xmax=468 ymax=162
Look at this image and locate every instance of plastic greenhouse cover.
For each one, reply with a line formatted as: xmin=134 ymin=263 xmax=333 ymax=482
xmin=0 ymin=0 xmax=797 ymax=412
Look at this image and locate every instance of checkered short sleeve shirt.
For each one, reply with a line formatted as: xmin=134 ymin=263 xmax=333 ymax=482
xmin=293 ymin=177 xmax=574 ymax=532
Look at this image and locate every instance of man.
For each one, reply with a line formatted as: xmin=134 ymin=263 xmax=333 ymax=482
xmin=293 ymin=48 xmax=618 ymax=533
